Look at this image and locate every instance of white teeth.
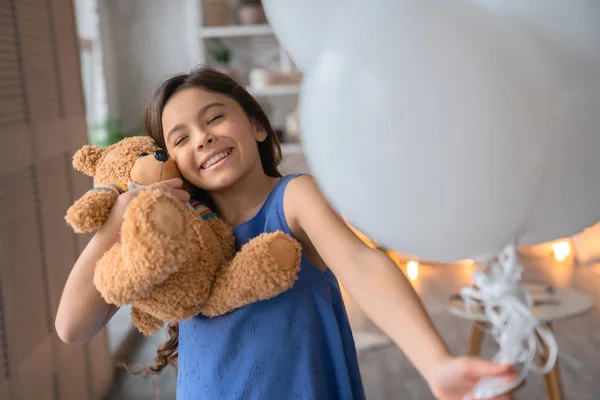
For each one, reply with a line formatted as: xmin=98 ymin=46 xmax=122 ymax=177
xmin=202 ymin=149 xmax=231 ymax=169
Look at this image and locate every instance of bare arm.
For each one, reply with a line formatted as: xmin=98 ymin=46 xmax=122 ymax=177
xmin=55 ymin=178 xmax=190 ymax=345
xmin=55 ymin=195 xmax=127 ymax=345
xmin=285 ymin=176 xmax=450 ymax=383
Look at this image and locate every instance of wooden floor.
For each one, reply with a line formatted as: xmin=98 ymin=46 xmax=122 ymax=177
xmin=106 ymin=149 xmax=600 ymax=400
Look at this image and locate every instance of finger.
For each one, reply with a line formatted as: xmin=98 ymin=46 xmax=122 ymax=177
xmin=490 ymin=394 xmax=512 ymax=400
xmin=154 ymin=178 xmax=183 ymax=188
xmin=486 ymin=374 xmax=523 ymax=400
xmin=464 ymin=359 xmax=513 ymax=379
xmin=167 ymin=188 xmax=191 ymax=203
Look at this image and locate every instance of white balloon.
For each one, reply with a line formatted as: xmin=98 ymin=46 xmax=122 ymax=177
xmin=300 ymin=0 xmax=549 ymax=262
xmin=476 ymin=0 xmax=600 ymax=244
xmin=262 ymin=0 xmax=341 ymax=71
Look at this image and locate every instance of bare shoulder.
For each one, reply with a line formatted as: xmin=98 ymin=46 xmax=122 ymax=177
xmin=282 ymin=174 xmax=333 ymax=271
xmin=287 ymin=173 xmax=318 ymax=190
xmin=282 ymin=173 xmax=341 ymax=235
xmin=283 ymin=175 xmax=324 ymax=224
xmin=286 ymin=174 xmax=319 ymax=197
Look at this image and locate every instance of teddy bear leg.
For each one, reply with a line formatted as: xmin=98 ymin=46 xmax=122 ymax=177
xmin=120 ymin=189 xmax=197 ymax=290
xmin=199 ymin=231 xmax=302 ymax=317
xmin=131 ymin=306 xmax=164 ymax=336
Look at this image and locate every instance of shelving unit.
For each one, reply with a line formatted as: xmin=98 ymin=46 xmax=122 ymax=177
xmin=200 ymin=24 xmax=273 ymax=38
xmin=248 ymin=84 xmax=299 ymax=97
xmin=185 ymin=0 xmax=302 ymax=146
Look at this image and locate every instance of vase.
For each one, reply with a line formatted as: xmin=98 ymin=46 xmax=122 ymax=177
xmin=238 ymin=4 xmax=267 ymax=25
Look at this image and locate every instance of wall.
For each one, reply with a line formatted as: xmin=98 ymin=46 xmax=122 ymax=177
xmin=99 ymin=0 xmax=198 ymax=132
xmin=1 ymin=0 xmax=113 ymax=398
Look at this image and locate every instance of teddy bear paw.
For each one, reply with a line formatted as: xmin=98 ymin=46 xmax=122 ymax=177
xmin=123 ymin=189 xmax=188 ymax=238
xmin=266 ymin=232 xmax=303 ymax=273
xmin=242 ymin=231 xmax=302 ymax=292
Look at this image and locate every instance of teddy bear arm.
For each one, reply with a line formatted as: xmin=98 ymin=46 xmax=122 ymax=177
xmin=65 ymin=189 xmax=118 ymax=233
xmin=198 ymin=231 xmax=302 ymax=317
xmin=204 ymin=217 xmax=237 ymax=258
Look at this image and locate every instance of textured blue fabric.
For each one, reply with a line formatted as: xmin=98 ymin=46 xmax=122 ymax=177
xmin=177 ymin=174 xmax=365 ymax=399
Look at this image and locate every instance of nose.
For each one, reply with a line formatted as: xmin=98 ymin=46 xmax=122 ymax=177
xmin=198 ymin=137 xmax=214 ymax=150
xmin=154 ymin=149 xmax=169 ymax=162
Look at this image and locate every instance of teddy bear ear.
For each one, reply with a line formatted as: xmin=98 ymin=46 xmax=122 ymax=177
xmin=72 ymin=145 xmax=105 ymax=176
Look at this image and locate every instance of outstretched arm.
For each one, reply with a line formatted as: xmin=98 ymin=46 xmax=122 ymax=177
xmin=284 ymin=175 xmax=515 ymax=399
xmin=285 ymin=176 xmax=449 ymax=375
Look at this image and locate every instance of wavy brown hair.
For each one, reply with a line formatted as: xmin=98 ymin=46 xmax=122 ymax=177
xmin=128 ymin=66 xmax=283 ymax=380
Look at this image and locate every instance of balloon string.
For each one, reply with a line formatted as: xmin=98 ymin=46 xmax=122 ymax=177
xmin=459 ymin=243 xmax=558 ymax=399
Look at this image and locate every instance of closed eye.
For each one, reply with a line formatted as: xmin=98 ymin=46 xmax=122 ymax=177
xmin=207 ymin=114 xmax=223 ymax=125
xmin=174 ymin=136 xmax=188 ymax=146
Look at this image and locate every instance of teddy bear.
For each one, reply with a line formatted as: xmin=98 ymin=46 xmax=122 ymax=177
xmin=65 ymin=136 xmax=301 ymax=335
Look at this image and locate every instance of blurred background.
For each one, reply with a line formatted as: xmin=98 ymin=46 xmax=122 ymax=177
xmin=1 ymin=0 xmax=599 ymax=399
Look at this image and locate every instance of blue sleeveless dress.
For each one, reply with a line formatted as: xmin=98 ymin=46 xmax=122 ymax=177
xmin=177 ymin=174 xmax=365 ymax=399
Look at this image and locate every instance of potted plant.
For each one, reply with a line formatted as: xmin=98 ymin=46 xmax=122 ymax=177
xmin=238 ymin=0 xmax=267 ymax=25
xmin=209 ymin=39 xmax=239 ymax=78
xmin=211 ymin=40 xmax=232 ymax=65
xmin=89 ymin=117 xmax=140 ymax=147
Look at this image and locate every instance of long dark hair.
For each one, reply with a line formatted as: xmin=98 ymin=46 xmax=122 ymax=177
xmin=129 ymin=66 xmax=283 ymax=380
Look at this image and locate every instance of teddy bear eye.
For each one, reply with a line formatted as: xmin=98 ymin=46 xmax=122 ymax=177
xmin=139 ymin=152 xmax=149 ymax=157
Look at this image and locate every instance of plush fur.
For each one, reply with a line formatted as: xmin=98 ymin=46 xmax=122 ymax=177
xmin=66 ymin=136 xmax=301 ymax=336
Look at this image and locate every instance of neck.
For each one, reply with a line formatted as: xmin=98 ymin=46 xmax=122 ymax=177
xmin=209 ymin=165 xmax=278 ymax=227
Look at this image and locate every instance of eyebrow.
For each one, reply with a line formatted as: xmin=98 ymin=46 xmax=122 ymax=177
xmin=166 ymin=102 xmax=226 ymax=139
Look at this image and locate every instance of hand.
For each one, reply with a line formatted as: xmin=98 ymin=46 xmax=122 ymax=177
xmin=427 ymin=357 xmax=521 ymax=400
xmin=142 ymin=178 xmax=192 ymax=202
xmin=119 ymin=178 xmax=190 ymax=211
xmin=101 ymin=178 xmax=191 ymax=233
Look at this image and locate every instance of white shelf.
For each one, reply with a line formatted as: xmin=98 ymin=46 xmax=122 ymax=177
xmin=200 ymin=24 xmax=273 ymax=38
xmin=247 ymin=84 xmax=299 ymax=97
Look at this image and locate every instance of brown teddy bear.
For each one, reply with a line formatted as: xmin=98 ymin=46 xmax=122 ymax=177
xmin=66 ymin=136 xmax=301 ymax=335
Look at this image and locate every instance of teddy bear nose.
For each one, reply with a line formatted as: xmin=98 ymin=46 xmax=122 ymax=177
xmin=154 ymin=150 xmax=168 ymax=162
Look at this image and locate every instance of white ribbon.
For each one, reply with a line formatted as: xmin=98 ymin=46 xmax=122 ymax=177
xmin=460 ymin=244 xmax=558 ymax=399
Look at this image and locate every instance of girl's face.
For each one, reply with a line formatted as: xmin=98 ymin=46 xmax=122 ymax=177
xmin=162 ymin=88 xmax=267 ymax=191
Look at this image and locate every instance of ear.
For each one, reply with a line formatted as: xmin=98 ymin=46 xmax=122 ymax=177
xmin=72 ymin=145 xmax=105 ymax=176
xmin=252 ymin=119 xmax=268 ymax=143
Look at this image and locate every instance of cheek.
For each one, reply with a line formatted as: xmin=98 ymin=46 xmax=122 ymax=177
xmin=223 ymin=117 xmax=256 ymax=143
xmin=170 ymin=151 xmax=194 ymax=173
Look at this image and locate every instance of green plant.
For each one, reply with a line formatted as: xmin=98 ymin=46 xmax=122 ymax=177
xmin=210 ymin=40 xmax=233 ymax=65
xmin=88 ymin=117 xmax=141 ymax=147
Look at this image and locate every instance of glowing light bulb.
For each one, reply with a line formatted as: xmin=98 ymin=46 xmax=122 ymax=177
xmin=407 ymin=261 xmax=419 ymax=281
xmin=551 ymin=241 xmax=571 ymax=262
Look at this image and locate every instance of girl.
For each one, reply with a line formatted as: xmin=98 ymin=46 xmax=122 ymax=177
xmin=56 ymin=67 xmax=518 ymax=399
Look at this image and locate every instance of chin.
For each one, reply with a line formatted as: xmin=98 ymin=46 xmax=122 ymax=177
xmin=188 ymin=169 xmax=240 ymax=193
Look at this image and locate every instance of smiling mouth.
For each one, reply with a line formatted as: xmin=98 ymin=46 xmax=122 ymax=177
xmin=201 ymin=148 xmax=233 ymax=170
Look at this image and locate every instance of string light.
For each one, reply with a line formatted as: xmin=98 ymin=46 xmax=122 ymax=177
xmin=407 ymin=261 xmax=419 ymax=281
xmin=551 ymin=241 xmax=571 ymax=262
